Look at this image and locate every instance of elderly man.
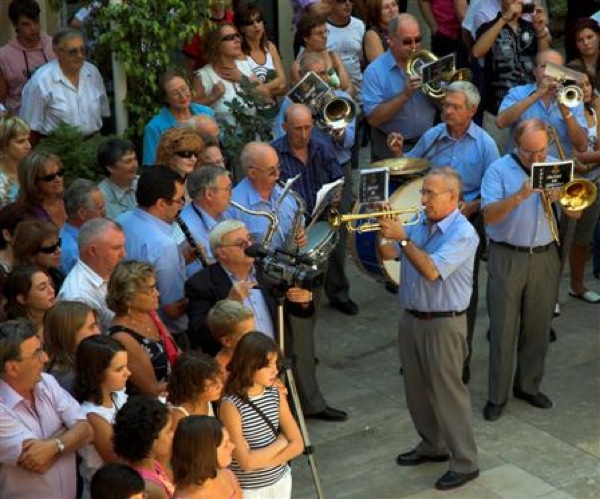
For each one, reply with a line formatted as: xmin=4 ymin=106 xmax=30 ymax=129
xmin=497 ymin=49 xmax=588 ymax=157
xmin=481 ymin=119 xmax=581 ymax=421
xmin=0 ymin=0 xmax=55 ymax=116
xmin=362 ymin=13 xmax=436 ymax=160
xmin=393 ymin=81 xmax=500 ymax=382
xmin=379 ymin=168 xmax=480 ymax=491
xmin=58 ymin=217 xmax=126 ymax=330
xmin=186 ymin=219 xmax=347 ymax=421
xmin=272 ymin=103 xmax=358 ymax=316
xmin=118 ymin=166 xmax=188 ymax=343
xmin=178 ymin=164 xmax=231 ymax=277
xmin=60 ymin=179 xmax=106 ymax=274
xmin=0 ymin=320 xmax=93 ymax=498
xmin=20 ymin=28 xmax=109 ymax=140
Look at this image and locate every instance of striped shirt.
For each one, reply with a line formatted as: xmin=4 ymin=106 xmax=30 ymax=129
xmin=20 ymin=59 xmax=110 ymax=135
xmin=223 ymin=387 xmax=288 ymax=489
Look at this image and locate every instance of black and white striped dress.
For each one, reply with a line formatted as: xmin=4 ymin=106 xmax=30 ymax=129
xmin=223 ymin=387 xmax=288 ymax=489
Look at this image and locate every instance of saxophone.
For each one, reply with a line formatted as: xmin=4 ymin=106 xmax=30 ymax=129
xmin=280 ymin=181 xmax=306 ymax=255
xmin=229 ymin=200 xmax=279 ymax=248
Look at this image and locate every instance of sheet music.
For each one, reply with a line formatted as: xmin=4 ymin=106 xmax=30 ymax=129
xmin=312 ymin=178 xmax=344 ymax=220
xmin=277 ymin=174 xmax=301 ymax=209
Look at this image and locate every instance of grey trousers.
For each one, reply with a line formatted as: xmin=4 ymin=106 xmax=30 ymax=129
xmin=398 ymin=312 xmax=478 ymax=473
xmin=486 ymin=243 xmax=560 ymax=405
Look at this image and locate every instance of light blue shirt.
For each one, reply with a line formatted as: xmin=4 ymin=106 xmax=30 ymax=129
xmin=362 ymin=50 xmax=436 ymax=139
xmin=230 ymin=178 xmax=300 ymax=251
xmin=399 ymin=209 xmax=479 ymax=311
xmin=499 ymin=83 xmax=587 ymax=157
xmin=59 ymin=223 xmax=79 ymax=275
xmin=117 ymin=208 xmax=188 ymax=334
xmin=274 ymin=91 xmax=357 ymax=165
xmin=481 ymin=153 xmax=555 ymax=247
xmin=407 ymin=122 xmax=500 ymax=201
xmin=98 ymin=177 xmax=138 ymax=220
xmin=178 ymin=201 xmax=228 ymax=278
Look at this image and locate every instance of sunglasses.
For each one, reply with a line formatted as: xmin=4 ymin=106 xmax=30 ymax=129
xmin=334 ymin=0 xmax=353 ymax=3
xmin=37 ymin=168 xmax=65 ymax=183
xmin=61 ymin=47 xmax=86 ymax=57
xmin=39 ymin=238 xmax=61 ymax=254
xmin=242 ymin=17 xmax=263 ymax=26
xmin=221 ymin=33 xmax=241 ymax=42
xmin=174 ymin=150 xmax=199 ymax=159
xmin=401 ymin=36 xmax=422 ymax=46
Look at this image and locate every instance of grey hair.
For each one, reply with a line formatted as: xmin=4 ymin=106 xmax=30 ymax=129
xmin=240 ymin=141 xmax=271 ymax=173
xmin=78 ymin=218 xmax=123 ymax=253
xmin=52 ymin=28 xmax=84 ymax=48
xmin=389 ymin=13 xmax=418 ymax=38
xmin=446 ymin=81 xmax=481 ymax=109
xmin=0 ymin=319 xmax=38 ymax=377
xmin=186 ymin=165 xmax=230 ymax=200
xmin=514 ymin=118 xmax=549 ymax=146
xmin=426 ymin=167 xmax=462 ymax=194
xmin=299 ymin=52 xmax=325 ymax=76
xmin=64 ymin=179 xmax=100 ymax=218
xmin=209 ymin=220 xmax=246 ymax=256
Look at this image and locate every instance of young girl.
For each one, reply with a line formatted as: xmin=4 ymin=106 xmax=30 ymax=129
xmin=172 ymin=415 xmax=242 ymax=499
xmin=74 ymin=335 xmax=130 ymax=499
xmin=219 ymin=331 xmax=303 ymax=499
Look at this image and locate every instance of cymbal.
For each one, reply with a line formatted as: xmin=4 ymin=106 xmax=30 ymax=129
xmin=369 ymin=157 xmax=430 ymax=176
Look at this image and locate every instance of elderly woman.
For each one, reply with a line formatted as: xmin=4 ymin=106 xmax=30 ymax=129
xmin=362 ymin=0 xmax=400 ymax=64
xmin=192 ymin=23 xmax=261 ymax=126
xmin=107 ymin=260 xmax=180 ymax=397
xmin=16 ymin=150 xmax=67 ymax=227
xmin=290 ymin=12 xmax=353 ymax=95
xmin=0 ymin=116 xmax=31 ymax=206
xmin=199 ymin=135 xmax=226 ymax=168
xmin=156 ymin=127 xmax=204 ymax=178
xmin=568 ymin=18 xmax=600 ymax=90
xmin=143 ymin=70 xmax=214 ymax=164
xmin=13 ymin=219 xmax=65 ymax=291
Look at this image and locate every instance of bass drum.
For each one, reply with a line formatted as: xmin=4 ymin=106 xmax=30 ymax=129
xmin=349 ymin=177 xmax=424 ymax=286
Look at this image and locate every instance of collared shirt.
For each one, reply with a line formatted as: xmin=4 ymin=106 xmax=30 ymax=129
xmin=274 ymin=94 xmax=356 ymax=165
xmin=98 ymin=177 xmax=138 ymax=220
xmin=407 ymin=122 xmax=500 ymax=201
xmin=272 ymin=134 xmax=343 ymax=217
xmin=142 ymin=103 xmax=214 ymax=164
xmin=0 ymin=373 xmax=87 ymax=499
xmin=399 ymin=209 xmax=479 ymax=311
xmin=177 ymin=201 xmax=229 ymax=278
xmin=59 ymin=222 xmax=79 ymax=275
xmin=20 ymin=59 xmax=109 ymax=135
xmin=58 ymin=259 xmax=114 ymax=330
xmin=499 ymin=83 xmax=587 ymax=157
xmin=117 ymin=208 xmax=188 ymax=334
xmin=230 ymin=178 xmax=300 ymax=251
xmin=362 ymin=50 xmax=437 ymax=138
xmin=481 ymin=153 xmax=555 ymax=247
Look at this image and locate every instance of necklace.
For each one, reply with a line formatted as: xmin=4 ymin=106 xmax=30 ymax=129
xmin=127 ymin=313 xmax=154 ymax=336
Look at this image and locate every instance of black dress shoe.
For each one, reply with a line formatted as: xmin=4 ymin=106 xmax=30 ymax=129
xmin=330 ymin=299 xmax=359 ymax=316
xmin=513 ymin=388 xmax=553 ymax=409
xmin=306 ymin=406 xmax=348 ymax=422
xmin=549 ymin=327 xmax=557 ymax=343
xmin=435 ymin=469 xmax=480 ymax=490
xmin=462 ymin=365 xmax=471 ymax=384
xmin=396 ymin=449 xmax=449 ymax=466
xmin=483 ymin=401 xmax=503 ymax=421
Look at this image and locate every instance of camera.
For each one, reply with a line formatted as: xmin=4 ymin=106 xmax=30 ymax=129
xmin=521 ymin=3 xmax=535 ymax=14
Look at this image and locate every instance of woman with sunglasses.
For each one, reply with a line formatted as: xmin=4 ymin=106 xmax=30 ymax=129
xmin=361 ymin=0 xmax=400 ymax=64
xmin=0 ymin=116 xmax=31 ymax=206
xmin=192 ymin=23 xmax=261 ymax=126
xmin=16 ymin=150 xmax=67 ymax=228
xmin=12 ymin=218 xmax=65 ymax=291
xmin=234 ymin=4 xmax=287 ymax=132
xmin=156 ymin=128 xmax=204 ymax=179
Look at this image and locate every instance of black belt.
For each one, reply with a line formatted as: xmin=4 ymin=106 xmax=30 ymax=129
xmin=406 ymin=309 xmax=466 ymax=320
xmin=491 ymin=240 xmax=555 ymax=254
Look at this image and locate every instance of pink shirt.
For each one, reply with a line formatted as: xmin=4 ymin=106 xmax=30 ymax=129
xmin=430 ymin=0 xmax=461 ymax=40
xmin=0 ymin=373 xmax=86 ymax=499
xmin=0 ymin=33 xmax=55 ymax=116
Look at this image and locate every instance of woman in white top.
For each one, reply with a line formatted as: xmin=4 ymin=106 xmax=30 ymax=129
xmin=193 ymin=23 xmax=262 ymax=126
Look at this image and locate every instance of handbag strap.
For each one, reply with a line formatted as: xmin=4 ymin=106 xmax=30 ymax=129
xmin=245 ymin=397 xmax=278 ymax=438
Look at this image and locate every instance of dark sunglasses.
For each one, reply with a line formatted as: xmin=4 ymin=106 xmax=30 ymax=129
xmin=221 ymin=33 xmax=241 ymax=42
xmin=39 ymin=238 xmax=61 ymax=254
xmin=37 ymin=168 xmax=65 ymax=183
xmin=242 ymin=17 xmax=263 ymax=26
xmin=401 ymin=36 xmax=422 ymax=46
xmin=174 ymin=150 xmax=199 ymax=159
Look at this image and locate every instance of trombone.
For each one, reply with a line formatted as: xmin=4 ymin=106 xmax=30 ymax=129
xmin=329 ymin=207 xmax=422 ymax=233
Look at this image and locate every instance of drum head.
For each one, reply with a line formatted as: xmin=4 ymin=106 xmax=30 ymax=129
xmin=369 ymin=157 xmax=429 ymax=176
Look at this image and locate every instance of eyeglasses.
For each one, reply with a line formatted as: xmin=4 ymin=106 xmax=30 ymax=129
xmin=166 ymin=196 xmax=186 ymax=206
xmin=311 ymin=28 xmax=329 ymax=37
xmin=221 ymin=33 xmax=242 ymax=42
xmin=174 ymin=150 xmax=199 ymax=159
xmin=39 ymin=238 xmax=61 ymax=254
xmin=220 ymin=235 xmax=255 ymax=249
xmin=60 ymin=46 xmax=86 ymax=57
xmin=334 ymin=0 xmax=353 ymax=3
xmin=249 ymin=164 xmax=280 ymax=176
xmin=18 ymin=345 xmax=46 ymax=362
xmin=401 ymin=36 xmax=422 ymax=46
xmin=518 ymin=145 xmax=548 ymax=156
xmin=242 ymin=17 xmax=264 ymax=26
xmin=140 ymin=282 xmax=159 ymax=294
xmin=211 ymin=184 xmax=233 ymax=192
xmin=168 ymin=87 xmax=190 ymax=99
xmin=419 ymin=189 xmax=451 ymax=198
xmin=37 ymin=168 xmax=65 ymax=183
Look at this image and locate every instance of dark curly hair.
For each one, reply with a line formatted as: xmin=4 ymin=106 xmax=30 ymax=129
xmin=73 ymin=335 xmax=125 ymax=405
xmin=90 ymin=463 xmax=144 ymax=499
xmin=113 ymin=396 xmax=170 ymax=463
xmin=167 ymin=351 xmax=220 ymax=406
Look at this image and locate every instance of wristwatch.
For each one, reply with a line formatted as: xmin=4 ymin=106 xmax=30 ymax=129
xmin=55 ymin=438 xmax=65 ymax=455
xmin=399 ymin=238 xmax=411 ymax=248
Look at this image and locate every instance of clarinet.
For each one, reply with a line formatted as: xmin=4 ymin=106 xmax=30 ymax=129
xmin=175 ymin=215 xmax=210 ymax=267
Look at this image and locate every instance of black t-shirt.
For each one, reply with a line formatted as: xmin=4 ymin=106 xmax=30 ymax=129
xmin=477 ymin=14 xmax=538 ymax=115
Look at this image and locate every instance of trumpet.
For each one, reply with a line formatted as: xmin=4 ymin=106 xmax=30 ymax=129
xmin=544 ymin=62 xmax=584 ymax=108
xmin=557 ymin=84 xmax=583 ymax=108
xmin=329 ymin=207 xmax=422 ymax=233
xmin=558 ymin=175 xmax=599 ymax=211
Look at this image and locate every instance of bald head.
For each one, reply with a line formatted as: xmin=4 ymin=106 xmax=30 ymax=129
xmin=390 ymin=13 xmax=419 ymax=38
xmin=240 ymin=142 xmax=275 ymax=173
xmin=534 ymin=49 xmax=564 ymax=86
xmin=283 ymin=104 xmax=314 ymax=151
xmin=192 ymin=115 xmax=219 ymax=139
xmin=389 ymin=14 xmax=422 ymax=65
xmin=285 ymin=103 xmax=313 ymax=124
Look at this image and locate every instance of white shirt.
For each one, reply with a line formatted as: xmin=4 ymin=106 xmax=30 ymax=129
xmin=20 ymin=59 xmax=110 ymax=135
xmin=58 ymin=259 xmax=114 ymax=330
xmin=327 ymin=16 xmax=365 ymax=100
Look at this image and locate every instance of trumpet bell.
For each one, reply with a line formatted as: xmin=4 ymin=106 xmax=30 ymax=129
xmin=558 ymin=85 xmax=583 ymax=108
xmin=559 ymin=179 xmax=598 ymax=211
xmin=406 ymin=49 xmax=446 ymax=99
xmin=320 ymin=97 xmax=356 ymax=130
